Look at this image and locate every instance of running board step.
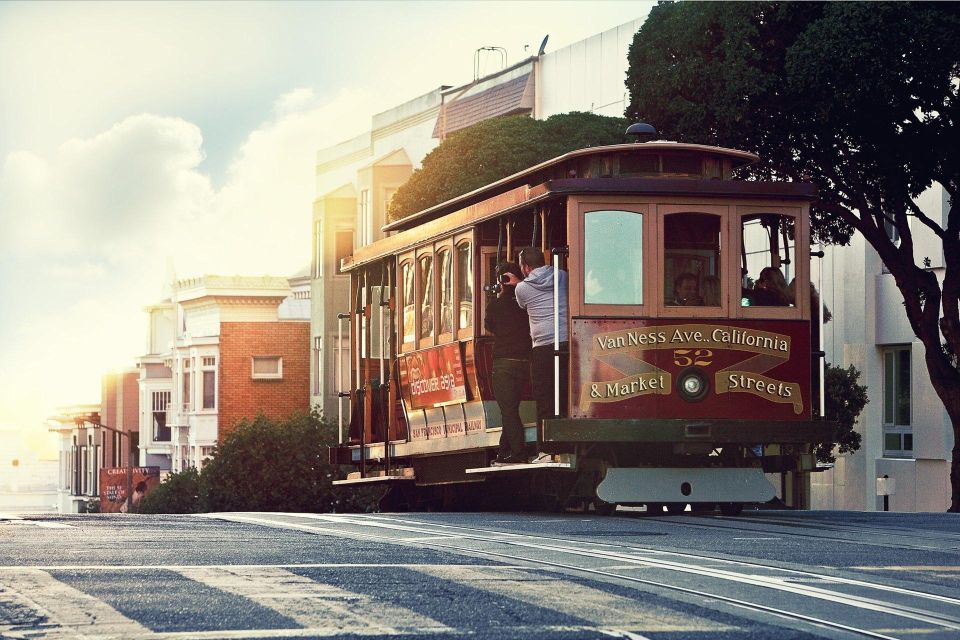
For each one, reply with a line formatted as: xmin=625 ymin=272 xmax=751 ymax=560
xmin=332 ymin=468 xmax=415 ymax=486
xmin=466 ymin=461 xmax=576 ymax=475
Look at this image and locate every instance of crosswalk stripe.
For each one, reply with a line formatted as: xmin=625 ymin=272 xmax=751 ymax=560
xmin=176 ymin=566 xmax=452 ymax=636
xmin=0 ymin=568 xmax=152 ymax=638
xmin=413 ymin=565 xmax=730 ymax=633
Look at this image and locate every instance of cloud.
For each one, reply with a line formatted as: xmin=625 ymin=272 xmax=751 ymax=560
xmin=1 ymin=114 xmax=213 ymax=258
xmin=0 ymin=87 xmax=374 ymax=427
xmin=195 ymin=86 xmax=373 ymax=276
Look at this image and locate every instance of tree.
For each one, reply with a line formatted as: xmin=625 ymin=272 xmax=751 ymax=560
xmin=626 ymin=1 xmax=960 ymax=510
xmin=387 ymin=112 xmax=629 ymax=222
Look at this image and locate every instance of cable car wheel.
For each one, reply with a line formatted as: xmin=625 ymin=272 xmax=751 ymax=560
xmin=575 ymin=449 xmax=618 ymax=516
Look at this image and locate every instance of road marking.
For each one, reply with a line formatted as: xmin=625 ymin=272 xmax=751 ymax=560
xmin=0 ymin=517 xmax=74 ymax=529
xmin=0 ymin=563 xmax=523 ymax=572
xmin=215 ymin=513 xmax=960 ymax=628
xmin=414 ymin=564 xmax=729 ymax=634
xmin=0 ymin=568 xmax=151 ymax=638
xmin=177 ymin=565 xmax=451 ymax=635
xmin=851 ymin=566 xmax=960 ymax=573
xmin=733 ymin=537 xmax=781 ymax=540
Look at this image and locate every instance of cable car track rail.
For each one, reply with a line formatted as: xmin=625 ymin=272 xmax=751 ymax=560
xmin=630 ymin=513 xmax=960 ymax=552
xmin=204 ymin=512 xmax=960 ymax=639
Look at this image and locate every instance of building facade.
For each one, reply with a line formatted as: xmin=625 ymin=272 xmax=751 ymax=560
xmin=811 ymin=187 xmax=954 ymax=512
xmin=138 ymin=276 xmax=311 ymax=473
xmin=48 ymin=404 xmax=102 ymax=514
xmin=310 ymin=19 xmax=643 ymax=421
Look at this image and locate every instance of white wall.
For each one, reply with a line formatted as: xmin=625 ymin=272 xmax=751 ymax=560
xmin=538 ymin=19 xmax=643 ymax=119
xmin=813 ymin=184 xmax=953 ymax=512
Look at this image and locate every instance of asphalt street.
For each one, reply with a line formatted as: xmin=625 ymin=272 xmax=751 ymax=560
xmin=1 ymin=509 xmax=958 ymax=639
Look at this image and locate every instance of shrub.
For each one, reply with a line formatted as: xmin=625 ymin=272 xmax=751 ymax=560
xmin=815 ymin=364 xmax=868 ymax=463
xmin=198 ymin=411 xmax=380 ymax=513
xmin=138 ymin=467 xmax=201 ymax=514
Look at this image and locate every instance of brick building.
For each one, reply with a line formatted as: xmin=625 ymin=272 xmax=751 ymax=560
xmin=138 ymin=275 xmax=310 ymax=473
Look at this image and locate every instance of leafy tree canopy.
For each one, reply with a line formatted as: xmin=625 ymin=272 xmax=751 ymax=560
xmin=626 ymin=1 xmax=960 ymax=510
xmin=387 ymin=112 xmax=629 ymax=222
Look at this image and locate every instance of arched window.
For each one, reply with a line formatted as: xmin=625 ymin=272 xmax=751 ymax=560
xmin=401 ymin=261 xmax=415 ymax=344
xmin=438 ymin=248 xmax=453 ymax=336
xmin=457 ymin=241 xmax=473 ymax=331
xmin=418 ymin=255 xmax=434 ymax=340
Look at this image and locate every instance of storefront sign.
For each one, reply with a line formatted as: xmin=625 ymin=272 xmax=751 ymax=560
xmin=100 ymin=466 xmax=161 ymax=513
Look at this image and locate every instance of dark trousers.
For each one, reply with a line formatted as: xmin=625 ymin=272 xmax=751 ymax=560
xmin=492 ymin=358 xmax=529 ymax=458
xmin=531 ymin=343 xmax=569 ymax=422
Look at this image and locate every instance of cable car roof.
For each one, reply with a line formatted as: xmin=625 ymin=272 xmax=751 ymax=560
xmin=382 ymin=142 xmax=759 ymax=233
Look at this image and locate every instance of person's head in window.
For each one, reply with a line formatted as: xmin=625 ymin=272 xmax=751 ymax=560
xmin=755 ymin=267 xmax=791 ymax=306
xmin=672 ymin=272 xmax=701 ymax=306
xmin=701 ymin=275 xmax=721 ymax=306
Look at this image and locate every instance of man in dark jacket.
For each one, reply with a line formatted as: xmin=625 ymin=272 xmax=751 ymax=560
xmin=484 ymin=262 xmax=532 ymax=465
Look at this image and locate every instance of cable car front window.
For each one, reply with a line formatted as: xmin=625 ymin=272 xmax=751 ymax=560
xmin=741 ymin=214 xmax=796 ymax=307
xmin=584 ymin=210 xmax=643 ymax=305
xmin=663 ymin=213 xmax=721 ymax=306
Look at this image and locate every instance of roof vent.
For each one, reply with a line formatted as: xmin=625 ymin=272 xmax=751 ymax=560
xmin=626 ymin=122 xmax=658 ymax=143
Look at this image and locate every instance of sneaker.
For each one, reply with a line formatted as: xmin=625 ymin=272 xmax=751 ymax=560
xmin=491 ymin=454 xmax=527 ymax=466
xmin=528 ymin=453 xmax=554 ymax=464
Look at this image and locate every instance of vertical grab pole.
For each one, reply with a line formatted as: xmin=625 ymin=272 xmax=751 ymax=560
xmin=378 ymin=293 xmax=385 ymax=385
xmin=356 ymin=287 xmax=365 ymax=477
xmin=818 ymin=242 xmax=826 ymax=418
xmin=336 ymin=312 xmax=350 ymax=445
xmin=553 ymin=250 xmax=560 ymax=418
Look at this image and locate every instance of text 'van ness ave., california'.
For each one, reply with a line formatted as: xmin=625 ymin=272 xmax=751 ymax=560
xmin=593 ymin=325 xmax=790 ymax=355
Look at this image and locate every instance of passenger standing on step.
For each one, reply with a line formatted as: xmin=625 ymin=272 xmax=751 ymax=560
xmin=485 ymin=262 xmax=532 ymax=465
xmin=504 ymin=247 xmax=569 ymax=445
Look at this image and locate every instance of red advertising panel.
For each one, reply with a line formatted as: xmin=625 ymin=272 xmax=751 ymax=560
xmin=99 ymin=466 xmax=161 ymax=513
xmin=399 ymin=343 xmax=467 ymax=409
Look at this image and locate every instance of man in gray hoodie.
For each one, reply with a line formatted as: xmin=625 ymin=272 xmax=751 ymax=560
xmin=506 ymin=247 xmax=569 ymax=426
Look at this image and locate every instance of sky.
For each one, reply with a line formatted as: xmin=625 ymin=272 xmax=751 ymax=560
xmin=0 ymin=0 xmax=653 ymax=449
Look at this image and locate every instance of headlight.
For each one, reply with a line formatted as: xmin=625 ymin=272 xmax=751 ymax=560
xmin=676 ymin=367 xmax=709 ymax=402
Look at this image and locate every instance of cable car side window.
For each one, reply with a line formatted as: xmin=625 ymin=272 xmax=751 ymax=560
xmin=663 ymin=212 xmax=722 ymax=307
xmin=456 ymin=240 xmax=473 ymax=331
xmin=438 ymin=247 xmax=453 ymax=337
xmin=401 ymin=260 xmax=415 ymax=345
xmin=418 ymin=254 xmax=434 ymax=339
xmin=740 ymin=213 xmax=796 ymax=307
xmin=584 ymin=210 xmax=643 ymax=305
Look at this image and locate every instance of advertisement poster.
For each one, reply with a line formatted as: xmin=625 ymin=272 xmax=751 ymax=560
xmin=99 ymin=466 xmax=161 ymax=513
xmin=400 ymin=343 xmax=467 ymax=409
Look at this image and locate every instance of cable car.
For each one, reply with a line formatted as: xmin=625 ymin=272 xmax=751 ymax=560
xmin=330 ymin=125 xmax=832 ymax=514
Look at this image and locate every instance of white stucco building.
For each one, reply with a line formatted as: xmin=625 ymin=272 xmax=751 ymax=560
xmin=811 ymin=186 xmax=954 ymax=511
